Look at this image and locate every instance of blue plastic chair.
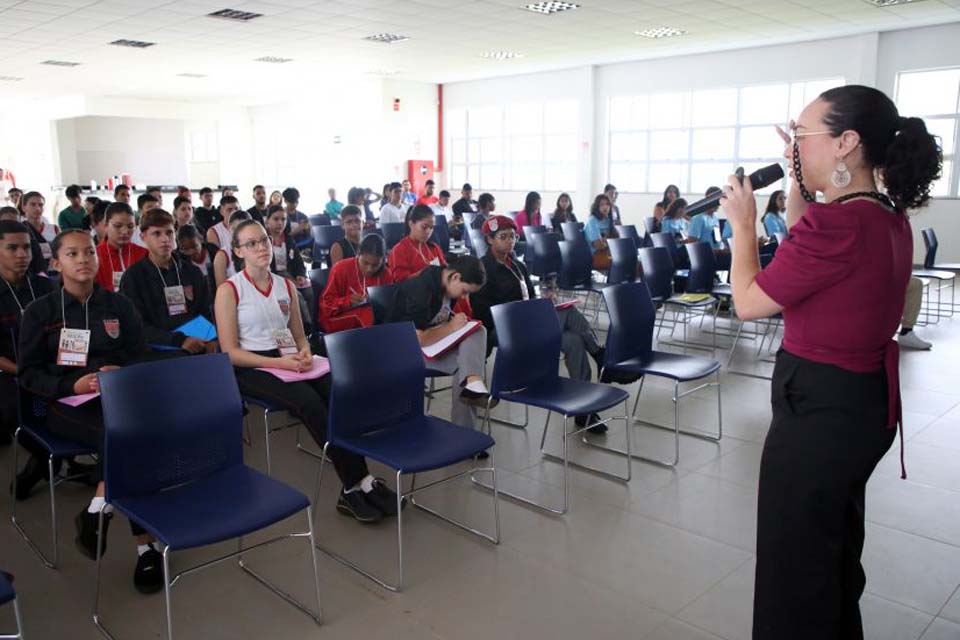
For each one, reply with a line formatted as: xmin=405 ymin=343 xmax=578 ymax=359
xmin=94 ymin=354 xmax=322 ymax=639
xmin=557 ymin=240 xmax=607 ymax=325
xmin=431 ymin=214 xmax=451 ymax=254
xmin=8 ymin=326 xmax=97 ymax=570
xmin=529 ymin=232 xmax=562 ymax=281
xmin=560 ymin=221 xmax=582 ymax=243
xmin=311 ymin=224 xmax=344 ymax=266
xmin=468 ymin=228 xmax=488 ymax=259
xmin=607 ymin=237 xmax=638 ymax=285
xmin=308 ymin=213 xmax=330 ymax=227
xmin=643 ymin=217 xmax=657 ymax=235
xmin=0 ymin=572 xmax=23 ymax=639
xmin=614 ymin=225 xmax=640 ymax=248
xmin=596 ymin=283 xmax=722 ymax=467
xmin=481 ymin=299 xmax=631 ymax=515
xmin=379 ymin=222 xmax=406 ymax=251
xmin=640 ymin=246 xmax=716 ymax=347
xmin=316 ymin=322 xmax=499 ymax=591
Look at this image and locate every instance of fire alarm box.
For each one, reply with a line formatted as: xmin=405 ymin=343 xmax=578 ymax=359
xmin=407 ymin=160 xmax=434 ymax=196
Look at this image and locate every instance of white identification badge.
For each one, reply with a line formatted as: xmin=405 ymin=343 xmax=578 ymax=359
xmin=273 ymin=245 xmax=287 ymax=271
xmin=112 ymin=271 xmax=124 ymax=290
xmin=164 ymin=285 xmax=187 ymax=316
xmin=429 ymin=257 xmax=440 ymax=267
xmin=272 ymin=328 xmax=298 ymax=355
xmin=40 ymin=243 xmax=52 ymax=260
xmin=57 ymin=328 xmax=91 ymax=367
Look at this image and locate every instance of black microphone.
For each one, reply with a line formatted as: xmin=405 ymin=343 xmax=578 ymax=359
xmin=683 ymin=163 xmax=785 ymax=217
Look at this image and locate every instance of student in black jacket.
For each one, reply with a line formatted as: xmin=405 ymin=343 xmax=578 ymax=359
xmin=264 ymin=205 xmax=314 ymax=329
xmin=470 ymin=216 xmax=606 ymax=433
xmin=192 ymin=187 xmax=221 ymax=234
xmin=16 ymin=230 xmax=163 ymax=594
xmin=120 ymin=209 xmax=214 ymax=354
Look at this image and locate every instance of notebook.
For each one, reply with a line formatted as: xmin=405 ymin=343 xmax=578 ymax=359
xmin=58 ymin=392 xmax=100 ymax=407
xmin=422 ymin=320 xmax=483 ymax=360
xmin=257 ymin=355 xmax=330 ymax=382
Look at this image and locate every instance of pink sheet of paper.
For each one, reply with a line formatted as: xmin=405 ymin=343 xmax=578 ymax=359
xmin=257 ymin=356 xmax=330 ymax=383
xmin=58 ymin=392 xmax=100 ymax=407
xmin=554 ymin=299 xmax=580 ymax=310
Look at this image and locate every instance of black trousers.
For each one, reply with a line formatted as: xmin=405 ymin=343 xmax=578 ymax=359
xmin=0 ymin=374 xmax=18 ymax=440
xmin=753 ymin=350 xmax=896 ymax=640
xmin=234 ymin=368 xmax=369 ymax=488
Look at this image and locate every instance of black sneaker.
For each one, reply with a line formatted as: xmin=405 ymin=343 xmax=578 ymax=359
xmin=336 ymin=489 xmax=383 ymax=524
xmin=575 ymin=413 xmax=608 ymax=435
xmin=590 ymin=347 xmax=606 ymax=374
xmin=64 ymin=458 xmax=98 ymax=487
xmin=474 ymin=450 xmax=490 ymax=461
xmin=134 ymin=547 xmax=165 ymax=595
xmin=75 ymin=508 xmax=112 ymax=560
xmin=459 ymin=387 xmax=499 ymax=409
xmin=11 ymin=454 xmax=61 ymax=501
xmin=363 ymin=479 xmax=407 ymax=517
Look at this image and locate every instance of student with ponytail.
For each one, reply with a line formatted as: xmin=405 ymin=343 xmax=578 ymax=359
xmin=721 ymin=84 xmax=942 ymax=640
xmin=388 ymin=204 xmax=446 ymax=282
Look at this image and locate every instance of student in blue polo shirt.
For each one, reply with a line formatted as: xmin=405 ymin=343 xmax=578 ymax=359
xmin=762 ymin=190 xmax=788 ymax=238
xmin=688 ymin=187 xmax=724 ymax=250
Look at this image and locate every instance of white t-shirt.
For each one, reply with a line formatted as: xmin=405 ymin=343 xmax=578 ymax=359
xmin=212 ymin=221 xmax=231 ymax=249
xmin=227 ymin=270 xmax=294 ymax=352
xmin=430 ymin=204 xmax=453 ymax=220
xmin=379 ymin=203 xmax=408 ymax=224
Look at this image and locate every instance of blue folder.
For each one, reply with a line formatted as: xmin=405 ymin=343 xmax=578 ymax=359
xmin=148 ymin=316 xmax=217 ymax=351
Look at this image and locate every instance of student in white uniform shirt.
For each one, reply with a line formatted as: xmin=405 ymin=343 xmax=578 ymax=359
xmin=430 ymin=189 xmax=454 ymax=219
xmin=206 ymin=195 xmax=240 ymax=249
xmin=378 ymin=183 xmax=407 ymax=224
xmin=213 ymin=210 xmax=252 ymax=288
xmin=131 ymin=193 xmax=159 ymax=248
xmin=214 ymin=219 xmax=401 ymax=524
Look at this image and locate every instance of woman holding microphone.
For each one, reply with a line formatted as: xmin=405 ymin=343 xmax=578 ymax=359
xmin=722 ymin=85 xmax=941 ymax=639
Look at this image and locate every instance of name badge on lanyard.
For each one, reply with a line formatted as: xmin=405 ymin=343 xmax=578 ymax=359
xmin=57 ymin=328 xmax=90 ymax=367
xmin=113 ymin=271 xmax=124 ymax=290
xmin=40 ymin=242 xmax=52 ymax=260
xmin=272 ymin=245 xmax=287 ymax=272
xmin=272 ymin=328 xmax=298 ymax=355
xmin=429 ymin=257 xmax=440 ymax=267
xmin=164 ymin=285 xmax=186 ymax=315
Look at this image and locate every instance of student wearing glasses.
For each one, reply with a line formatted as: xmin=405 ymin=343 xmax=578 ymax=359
xmin=319 ymin=234 xmax=392 ymax=332
xmin=388 ymin=204 xmax=446 ymax=282
xmin=263 ymin=205 xmax=314 ymax=329
xmin=215 ymin=220 xmax=399 ymax=524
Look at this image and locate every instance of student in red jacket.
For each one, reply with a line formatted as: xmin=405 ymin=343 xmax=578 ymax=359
xmin=95 ymin=202 xmax=147 ymax=291
xmin=319 ymin=234 xmax=393 ymax=332
xmin=388 ymin=204 xmax=446 ymax=282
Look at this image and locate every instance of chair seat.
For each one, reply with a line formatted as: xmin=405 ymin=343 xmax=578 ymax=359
xmin=608 ymin=351 xmax=720 ymax=382
xmin=332 ymin=415 xmax=494 ymax=474
xmin=912 ymin=269 xmax=956 ymax=281
xmin=712 ymin=283 xmax=732 ymax=297
xmin=243 ymin=395 xmax=283 ymax=412
xmin=497 ymin=377 xmax=629 ymax=417
xmin=0 ymin=572 xmax=14 ymax=606
xmin=666 ymin=294 xmax=716 ymax=307
xmin=21 ymin=424 xmax=96 ymax=458
xmin=425 ymin=367 xmax=449 ymax=379
xmin=113 ymin=465 xmax=308 ymax=551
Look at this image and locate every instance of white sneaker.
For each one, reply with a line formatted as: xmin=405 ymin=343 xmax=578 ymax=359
xmin=898 ymin=331 xmax=932 ymax=350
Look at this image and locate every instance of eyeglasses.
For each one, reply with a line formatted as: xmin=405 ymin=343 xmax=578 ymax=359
xmin=494 ymin=232 xmax=517 ymax=241
xmin=237 ymin=237 xmax=270 ymax=250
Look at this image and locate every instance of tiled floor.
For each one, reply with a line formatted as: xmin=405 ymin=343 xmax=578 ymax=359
xmin=1 ymin=310 xmax=959 ymax=639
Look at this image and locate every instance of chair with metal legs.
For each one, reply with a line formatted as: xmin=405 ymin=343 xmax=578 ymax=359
xmin=0 ymin=572 xmax=23 ymax=639
xmin=94 ymin=354 xmax=322 ymax=640
xmin=592 ymin=283 xmax=722 ymax=468
xmin=315 ymin=322 xmax=499 ymax=592
xmin=241 ymin=396 xmax=323 ymax=475
xmin=474 ymin=299 xmax=631 ymax=516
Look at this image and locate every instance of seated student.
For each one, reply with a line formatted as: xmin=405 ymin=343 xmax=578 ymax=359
xmin=215 ymin=219 xmax=398 ymax=523
xmin=263 ymin=205 xmax=314 ymax=328
xmin=82 ymin=196 xmax=100 ymax=232
xmin=470 ymin=193 xmax=496 ymax=230
xmin=416 ymin=180 xmax=439 ymax=207
xmin=386 ymin=256 xmax=492 ymax=435
xmin=95 ymin=203 xmax=147 ymax=292
xmin=206 ymin=195 xmax=240 ymax=249
xmin=0 ymin=206 xmax=19 ymax=222
xmin=378 ymin=183 xmax=407 ymax=224
xmin=113 ymin=183 xmax=131 ymax=205
xmin=653 ymin=184 xmax=680 ymax=223
xmin=604 ymin=184 xmax=623 ymax=226
xmin=172 ymin=195 xmax=195 ymax=229
xmin=584 ymin=193 xmax=619 ymax=270
xmin=213 ymin=211 xmax=253 ymax=288
xmin=400 ymin=179 xmax=417 ymax=209
xmin=514 ymin=191 xmax=542 ymax=236
xmin=550 ymin=192 xmax=577 ymax=233
xmin=470 ymin=216 xmax=607 ymax=433
xmin=320 ymin=234 xmax=393 ymax=333
xmin=58 ymin=185 xmax=87 ymax=231
xmin=193 ymin=187 xmax=221 ymax=234
xmin=761 ymin=190 xmax=788 ymax=238
xmin=131 ymin=193 xmax=159 ymax=248
xmin=22 ymin=191 xmax=58 ymax=274
xmin=687 ymin=188 xmax=724 ymax=249
xmin=17 ymin=230 xmax=163 ymax=593
xmin=247 ymin=184 xmax=269 ymax=224
xmin=175 ymin=224 xmax=217 ymax=302
xmin=329 ymin=205 xmax=363 ymax=266
xmin=347 ymin=186 xmax=376 ymax=228
xmin=282 ymin=187 xmax=313 ymax=251
xmin=660 ymin=198 xmax=689 ymax=238
xmin=432 ymin=190 xmax=460 ymax=240
xmin=324 ymin=188 xmax=343 ymax=221
xmin=120 ymin=210 xmax=214 ymax=354
xmin=0 ymin=221 xmax=53 ymax=445
xmin=7 ymin=188 xmax=23 ymax=211
xmin=389 ymin=205 xmax=446 ymax=282
xmin=88 ymin=200 xmax=109 ymax=246
xmin=269 ymin=189 xmax=282 ymax=208
xmin=145 ymin=186 xmax=164 ymax=209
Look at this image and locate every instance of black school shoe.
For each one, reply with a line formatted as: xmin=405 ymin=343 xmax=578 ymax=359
xmin=134 ymin=547 xmax=165 ymax=595
xmin=75 ymin=508 xmax=112 ymax=560
xmin=362 ymin=479 xmax=407 ymax=517
xmin=575 ymin=413 xmax=608 ymax=435
xmin=336 ymin=489 xmax=383 ymax=524
xmin=11 ymin=454 xmax=61 ymax=501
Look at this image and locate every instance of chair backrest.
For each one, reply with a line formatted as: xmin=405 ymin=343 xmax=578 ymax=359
xmin=638 ymin=246 xmax=675 ymax=301
xmin=557 ymin=239 xmax=593 ymax=289
xmin=685 ymin=241 xmax=717 ymax=293
xmin=325 ymin=322 xmax=425 ymax=442
xmin=615 ymin=225 xmax=640 ymax=246
xmin=643 ymin=217 xmax=657 ymax=234
xmin=490 ymin=299 xmax=562 ymax=394
xmin=311 ymin=224 xmax=345 ymax=250
xmin=522 ymin=224 xmax=546 ymax=240
xmin=367 ymin=283 xmax=399 ymax=325
xmin=922 ymin=227 xmax=938 ymax=269
xmin=649 ymin=232 xmax=672 ymax=249
xmin=431 ymin=214 xmax=451 ymax=254
xmin=560 ymin=221 xmax=582 ymax=243
xmin=309 ymin=267 xmax=329 ymax=300
xmin=380 ymin=222 xmax=407 ymax=250
xmin=529 ymin=232 xmax=562 ymax=278
xmin=607 ymin=237 xmax=638 ymax=285
xmin=99 ymin=354 xmax=243 ymax=501
xmin=603 ymin=282 xmax=655 ymax=366
xmin=361 ymin=227 xmax=384 ymax=241
xmin=309 ymin=214 xmax=330 ymax=227
xmin=468 ymin=228 xmax=489 ymax=259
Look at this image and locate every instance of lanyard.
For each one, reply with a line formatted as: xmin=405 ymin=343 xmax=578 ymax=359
xmin=502 ymin=258 xmax=529 ymax=300
xmin=107 ymin=244 xmax=130 ymax=273
xmin=153 ymin=259 xmax=182 ymax=289
xmin=414 ymin=240 xmax=432 ymax=265
xmin=3 ymin=277 xmax=36 ymax=314
xmin=61 ymin=287 xmax=90 ymax=330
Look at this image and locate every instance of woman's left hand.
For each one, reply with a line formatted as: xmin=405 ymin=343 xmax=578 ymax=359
xmin=722 ymin=174 xmax=757 ymax=232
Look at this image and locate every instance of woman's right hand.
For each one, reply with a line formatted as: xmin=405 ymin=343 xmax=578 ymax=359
xmin=449 ymin=312 xmax=468 ymax=331
xmin=275 ymin=354 xmax=307 ymax=372
xmin=73 ymin=373 xmax=99 ymax=394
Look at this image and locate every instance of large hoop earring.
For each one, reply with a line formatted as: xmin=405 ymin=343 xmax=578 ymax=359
xmin=831 ymin=159 xmax=851 ymax=189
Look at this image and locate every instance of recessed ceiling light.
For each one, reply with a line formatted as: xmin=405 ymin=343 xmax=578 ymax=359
xmin=634 ymin=26 xmax=687 ymax=39
xmin=110 ymin=39 xmax=155 ymax=48
xmin=524 ymin=1 xmax=580 ymax=14
xmin=254 ymin=56 xmax=292 ymax=63
xmin=366 ymin=69 xmax=400 ymax=76
xmin=208 ymin=8 xmax=263 ymax=21
xmin=177 ymin=72 xmax=207 ymax=78
xmin=364 ymin=33 xmax=410 ymax=44
xmin=862 ymin=0 xmax=927 ymax=5
xmin=481 ymin=51 xmax=523 ymax=60
xmin=42 ymin=60 xmax=81 ymax=67
xmin=0 ymin=75 xmax=24 ymax=81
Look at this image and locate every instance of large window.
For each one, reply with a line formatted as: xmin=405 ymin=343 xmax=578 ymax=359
xmin=607 ymin=78 xmax=843 ymax=195
xmin=895 ymin=67 xmax=960 ymax=197
xmin=448 ymin=100 xmax=578 ymax=192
